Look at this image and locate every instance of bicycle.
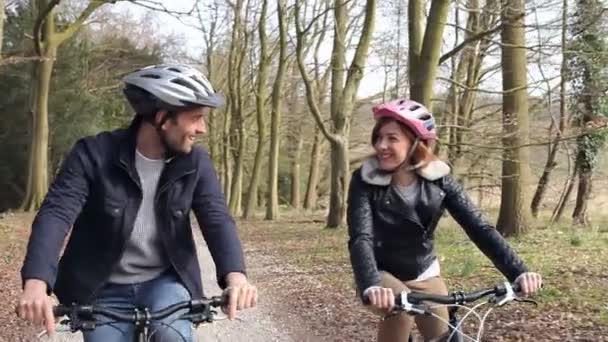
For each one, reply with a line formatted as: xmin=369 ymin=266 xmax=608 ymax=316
xmin=388 ymin=282 xmax=538 ymax=342
xmin=45 ymin=296 xmax=226 ymax=342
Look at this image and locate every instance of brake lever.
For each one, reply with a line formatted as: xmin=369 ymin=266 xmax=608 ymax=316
xmin=394 ymin=291 xmax=429 ymax=316
xmin=493 ymin=281 xmax=516 ymax=306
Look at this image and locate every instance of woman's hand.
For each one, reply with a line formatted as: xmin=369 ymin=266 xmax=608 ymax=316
xmin=364 ymin=286 xmax=395 ymax=312
xmin=514 ymin=272 xmax=543 ymax=296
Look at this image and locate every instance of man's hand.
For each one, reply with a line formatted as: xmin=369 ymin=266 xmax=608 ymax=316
xmin=222 ymin=272 xmax=258 ymax=320
xmin=15 ymin=279 xmax=56 ymax=336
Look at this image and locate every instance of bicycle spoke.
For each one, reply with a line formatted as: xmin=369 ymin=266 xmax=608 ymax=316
xmin=426 ymin=311 xmax=480 ymax=342
xmin=476 ymin=306 xmax=496 ymax=341
xmin=446 ymin=301 xmax=488 ymax=342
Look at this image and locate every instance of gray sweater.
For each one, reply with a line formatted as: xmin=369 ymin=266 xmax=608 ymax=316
xmin=109 ymin=150 xmax=170 ymax=283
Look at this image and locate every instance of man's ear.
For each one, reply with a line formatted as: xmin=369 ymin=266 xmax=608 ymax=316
xmin=154 ymin=109 xmax=169 ymax=128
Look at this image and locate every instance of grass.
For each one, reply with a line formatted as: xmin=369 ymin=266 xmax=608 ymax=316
xmin=239 ymin=211 xmax=608 ymax=325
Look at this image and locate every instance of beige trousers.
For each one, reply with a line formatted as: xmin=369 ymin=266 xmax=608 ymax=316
xmin=367 ymin=271 xmax=450 ymax=342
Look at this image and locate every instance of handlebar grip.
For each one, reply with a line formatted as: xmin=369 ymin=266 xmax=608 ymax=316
xmin=211 ymin=295 xmax=226 ymax=307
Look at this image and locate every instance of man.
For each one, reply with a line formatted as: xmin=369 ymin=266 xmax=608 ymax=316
xmin=16 ymin=64 xmax=257 ymax=341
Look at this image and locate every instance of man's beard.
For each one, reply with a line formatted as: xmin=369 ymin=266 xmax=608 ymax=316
xmin=158 ymin=130 xmax=186 ymax=158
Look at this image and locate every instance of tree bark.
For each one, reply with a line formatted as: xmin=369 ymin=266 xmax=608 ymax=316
xmin=496 ymin=0 xmax=532 ymax=237
xmin=265 ymin=0 xmax=287 ymax=220
xmin=409 ymin=0 xmax=451 ymax=109
xmin=0 ymin=0 xmax=5 ymax=57
xmin=228 ymin=0 xmax=247 ymax=216
xmin=304 ymin=126 xmax=323 ymax=210
xmin=243 ymin=0 xmax=270 ymax=219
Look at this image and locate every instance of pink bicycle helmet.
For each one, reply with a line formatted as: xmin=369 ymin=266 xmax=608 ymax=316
xmin=372 ymin=99 xmax=437 ymax=141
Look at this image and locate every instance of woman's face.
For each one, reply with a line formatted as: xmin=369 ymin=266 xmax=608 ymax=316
xmin=373 ymin=120 xmax=413 ymax=171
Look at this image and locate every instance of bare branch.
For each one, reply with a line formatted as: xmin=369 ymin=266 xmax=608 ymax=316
xmin=34 ymin=0 xmax=61 ymax=55
xmin=439 ymin=24 xmax=502 ymax=65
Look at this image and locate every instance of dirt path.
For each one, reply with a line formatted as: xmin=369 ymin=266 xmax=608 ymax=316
xmin=192 ymin=231 xmax=297 ymax=342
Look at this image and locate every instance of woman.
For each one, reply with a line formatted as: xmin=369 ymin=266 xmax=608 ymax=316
xmin=347 ymin=99 xmax=542 ymax=341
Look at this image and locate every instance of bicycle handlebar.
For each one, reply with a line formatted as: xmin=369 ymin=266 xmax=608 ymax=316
xmin=400 ymin=282 xmax=522 ymax=306
xmin=53 ymin=296 xmax=225 ymax=323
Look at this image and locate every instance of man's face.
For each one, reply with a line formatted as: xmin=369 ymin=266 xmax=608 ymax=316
xmin=158 ymin=107 xmax=211 ymax=155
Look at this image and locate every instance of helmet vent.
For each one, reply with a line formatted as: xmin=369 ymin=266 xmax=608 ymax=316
xmin=171 ymin=78 xmax=199 ymax=93
xmin=141 ymin=73 xmax=161 ymax=79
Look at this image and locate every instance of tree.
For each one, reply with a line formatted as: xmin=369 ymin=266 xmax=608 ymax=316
xmin=531 ymin=0 xmax=570 ymax=217
xmin=569 ymin=0 xmax=608 ymax=226
xmin=442 ymin=0 xmax=500 ymax=166
xmin=266 ymin=0 xmax=287 ymax=220
xmin=20 ymin=0 xmax=109 ymax=211
xmin=195 ymin=0 xmax=230 ymax=169
xmin=1 ymin=0 xmax=5 ymax=57
xmin=227 ymin=0 xmax=249 ymax=216
xmin=496 ymin=0 xmax=532 ymax=237
xmin=243 ymin=0 xmax=270 ymax=219
xmin=408 ymin=0 xmax=451 ymax=109
xmin=295 ymin=0 xmax=376 ymax=227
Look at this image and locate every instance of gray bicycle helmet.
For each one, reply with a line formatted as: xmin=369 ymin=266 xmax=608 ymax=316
xmin=123 ymin=64 xmax=224 ymax=115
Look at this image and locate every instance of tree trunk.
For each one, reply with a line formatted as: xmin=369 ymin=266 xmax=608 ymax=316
xmin=552 ymin=167 xmax=577 ymax=223
xmin=227 ymin=0 xmax=246 ymax=216
xmin=304 ymin=126 xmax=323 ymax=210
xmin=326 ymin=0 xmax=375 ymax=228
xmin=530 ymin=0 xmax=569 ymax=218
xmin=265 ymin=0 xmax=287 ymax=220
xmin=0 ymin=0 xmax=5 ymax=57
xmin=530 ymin=142 xmax=559 ymax=217
xmin=290 ymin=132 xmax=304 ymax=209
xmin=496 ymin=0 xmax=532 ymax=237
xmin=229 ymin=128 xmax=244 ymax=216
xmin=295 ymin=0 xmax=375 ymax=227
xmin=222 ymin=108 xmax=232 ymax=204
xmin=409 ymin=0 xmax=451 ymax=109
xmin=243 ymin=0 xmax=270 ymax=219
xmin=569 ymin=0 xmax=606 ymax=227
xmin=326 ymin=137 xmax=349 ymax=227
xmin=22 ymin=48 xmax=54 ymax=211
xmin=286 ymin=60 xmax=304 ymax=210
xmin=572 ymin=169 xmax=591 ymax=226
xmin=198 ymin=4 xmax=221 ymax=167
xmin=408 ymin=0 xmax=424 ymax=88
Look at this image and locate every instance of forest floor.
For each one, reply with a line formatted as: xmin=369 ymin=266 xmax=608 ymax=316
xmin=1 ymin=210 xmax=607 ymax=341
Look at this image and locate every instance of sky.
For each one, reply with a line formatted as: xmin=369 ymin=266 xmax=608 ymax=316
xmin=108 ymin=0 xmax=564 ymax=100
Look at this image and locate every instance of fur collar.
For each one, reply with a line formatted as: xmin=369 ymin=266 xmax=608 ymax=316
xmin=360 ymin=156 xmax=451 ymax=186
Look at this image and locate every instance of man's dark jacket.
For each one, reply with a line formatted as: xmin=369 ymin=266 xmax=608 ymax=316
xmin=21 ymin=121 xmax=245 ymax=304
